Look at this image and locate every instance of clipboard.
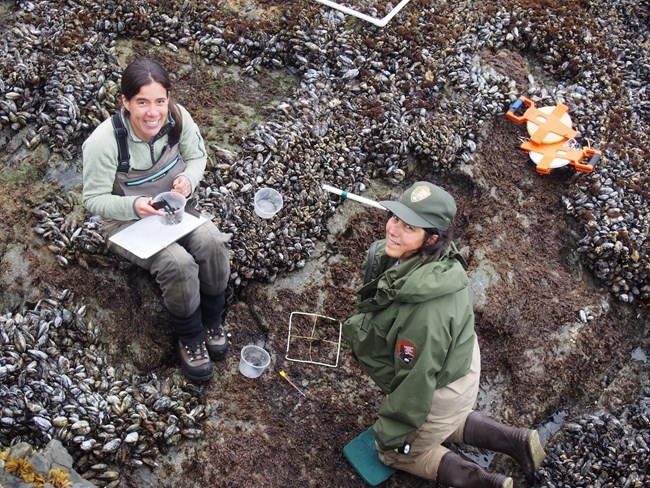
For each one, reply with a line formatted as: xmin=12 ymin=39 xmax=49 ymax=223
xmin=109 ymin=213 xmax=207 ymax=259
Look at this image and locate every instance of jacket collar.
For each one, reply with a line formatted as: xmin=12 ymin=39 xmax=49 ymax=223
xmin=358 ymin=241 xmax=468 ymax=312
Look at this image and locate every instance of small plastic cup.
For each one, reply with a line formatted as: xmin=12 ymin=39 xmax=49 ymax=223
xmin=239 ymin=345 xmax=271 ymax=378
xmin=153 ymin=192 xmax=186 ymax=225
xmin=254 ymin=188 xmax=283 ymax=219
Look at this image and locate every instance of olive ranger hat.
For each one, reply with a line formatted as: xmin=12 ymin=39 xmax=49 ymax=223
xmin=380 ymin=182 xmax=457 ymax=231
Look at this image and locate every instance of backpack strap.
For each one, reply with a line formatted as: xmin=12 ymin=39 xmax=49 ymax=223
xmin=363 ymin=241 xmax=379 ymax=286
xmin=111 ymin=113 xmax=130 ymax=173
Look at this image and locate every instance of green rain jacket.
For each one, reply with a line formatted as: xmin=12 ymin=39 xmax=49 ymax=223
xmin=343 ymin=239 xmax=476 ymax=451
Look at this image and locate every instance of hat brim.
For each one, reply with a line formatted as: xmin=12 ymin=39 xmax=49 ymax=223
xmin=379 ymin=201 xmax=435 ymax=229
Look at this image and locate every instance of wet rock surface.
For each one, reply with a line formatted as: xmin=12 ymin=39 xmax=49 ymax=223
xmin=1 ymin=439 xmax=96 ymax=487
xmin=0 ymin=0 xmax=648 ymax=487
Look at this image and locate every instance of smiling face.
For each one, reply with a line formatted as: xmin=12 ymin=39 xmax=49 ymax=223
xmin=122 ymin=81 xmax=169 ymax=143
xmin=385 ymin=214 xmax=428 ymax=259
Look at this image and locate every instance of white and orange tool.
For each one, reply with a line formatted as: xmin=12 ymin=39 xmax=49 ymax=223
xmin=521 ymin=139 xmax=601 ymax=175
xmin=506 ymin=96 xmax=601 ymax=174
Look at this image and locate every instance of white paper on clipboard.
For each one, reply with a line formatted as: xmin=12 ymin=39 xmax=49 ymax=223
xmin=109 ymin=213 xmax=207 ymax=259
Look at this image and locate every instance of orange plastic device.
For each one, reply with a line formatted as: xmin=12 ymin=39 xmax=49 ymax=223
xmin=506 ymin=96 xmax=577 ymax=144
xmin=520 ymin=139 xmax=601 ymax=175
xmin=506 ymin=95 xmax=601 ymax=174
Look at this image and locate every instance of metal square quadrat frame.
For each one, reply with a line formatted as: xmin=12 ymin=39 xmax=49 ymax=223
xmin=285 ymin=312 xmax=342 ymax=368
xmin=313 ymin=0 xmax=412 ymax=27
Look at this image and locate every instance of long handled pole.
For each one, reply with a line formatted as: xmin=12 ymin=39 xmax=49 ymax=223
xmin=322 ymin=184 xmax=386 ymax=210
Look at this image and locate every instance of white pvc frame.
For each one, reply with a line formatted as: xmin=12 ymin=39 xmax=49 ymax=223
xmin=314 ymin=0 xmax=412 ymax=27
xmin=286 ymin=312 xmax=342 ymax=368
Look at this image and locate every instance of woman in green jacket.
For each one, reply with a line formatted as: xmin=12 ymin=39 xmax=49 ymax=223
xmin=343 ymin=182 xmax=546 ymax=487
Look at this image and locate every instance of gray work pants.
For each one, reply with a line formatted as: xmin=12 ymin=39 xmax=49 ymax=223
xmin=102 ymin=217 xmax=231 ymax=319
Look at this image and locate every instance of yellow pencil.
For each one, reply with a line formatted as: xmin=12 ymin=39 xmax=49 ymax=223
xmin=279 ymin=370 xmax=307 ymax=397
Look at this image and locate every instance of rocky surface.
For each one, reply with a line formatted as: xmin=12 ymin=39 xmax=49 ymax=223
xmin=0 ymin=439 xmax=96 ymax=487
xmin=0 ymin=0 xmax=648 ymax=487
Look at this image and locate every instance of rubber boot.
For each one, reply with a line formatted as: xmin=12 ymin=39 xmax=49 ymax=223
xmin=462 ymin=412 xmax=546 ymax=484
xmin=200 ymin=292 xmax=228 ymax=360
xmin=436 ymin=451 xmax=513 ymax=488
xmin=170 ymin=307 xmax=213 ymax=382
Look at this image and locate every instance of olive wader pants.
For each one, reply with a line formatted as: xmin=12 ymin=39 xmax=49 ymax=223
xmin=378 ymin=336 xmax=481 ymax=480
xmin=102 ymin=217 xmax=231 ymax=343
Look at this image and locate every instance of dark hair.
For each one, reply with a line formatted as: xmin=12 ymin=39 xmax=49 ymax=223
xmin=389 ymin=212 xmax=454 ymax=261
xmin=417 ymin=227 xmax=453 ymax=260
xmin=120 ymin=58 xmax=182 ymax=143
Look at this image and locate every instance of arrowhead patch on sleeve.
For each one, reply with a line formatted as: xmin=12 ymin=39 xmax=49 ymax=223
xmin=397 ymin=340 xmax=416 ymax=365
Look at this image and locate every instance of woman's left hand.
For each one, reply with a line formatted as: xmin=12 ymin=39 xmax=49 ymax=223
xmin=172 ymin=175 xmax=192 ymax=197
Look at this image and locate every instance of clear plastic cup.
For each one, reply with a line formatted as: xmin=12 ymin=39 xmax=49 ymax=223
xmin=153 ymin=192 xmax=186 ymax=225
xmin=254 ymin=188 xmax=283 ymax=219
xmin=239 ymin=345 xmax=271 ymax=378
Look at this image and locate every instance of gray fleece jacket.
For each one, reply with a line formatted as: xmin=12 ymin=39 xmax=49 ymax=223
xmin=82 ymin=104 xmax=206 ymax=221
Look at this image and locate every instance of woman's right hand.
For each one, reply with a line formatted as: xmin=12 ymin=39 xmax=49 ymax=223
xmin=134 ymin=197 xmax=166 ymax=219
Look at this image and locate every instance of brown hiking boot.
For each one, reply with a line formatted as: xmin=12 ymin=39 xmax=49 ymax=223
xmin=178 ymin=340 xmax=213 ymax=382
xmin=205 ymin=324 xmax=228 ymax=360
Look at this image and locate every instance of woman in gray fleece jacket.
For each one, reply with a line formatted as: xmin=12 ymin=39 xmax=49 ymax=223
xmin=82 ymin=58 xmax=230 ymax=382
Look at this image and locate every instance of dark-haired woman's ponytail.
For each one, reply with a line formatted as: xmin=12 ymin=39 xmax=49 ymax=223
xmin=168 ymin=99 xmax=183 ymax=145
xmin=419 ymin=228 xmax=453 ymax=261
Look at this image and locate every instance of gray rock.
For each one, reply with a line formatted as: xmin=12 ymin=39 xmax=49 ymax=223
xmin=0 ymin=440 xmax=96 ymax=488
